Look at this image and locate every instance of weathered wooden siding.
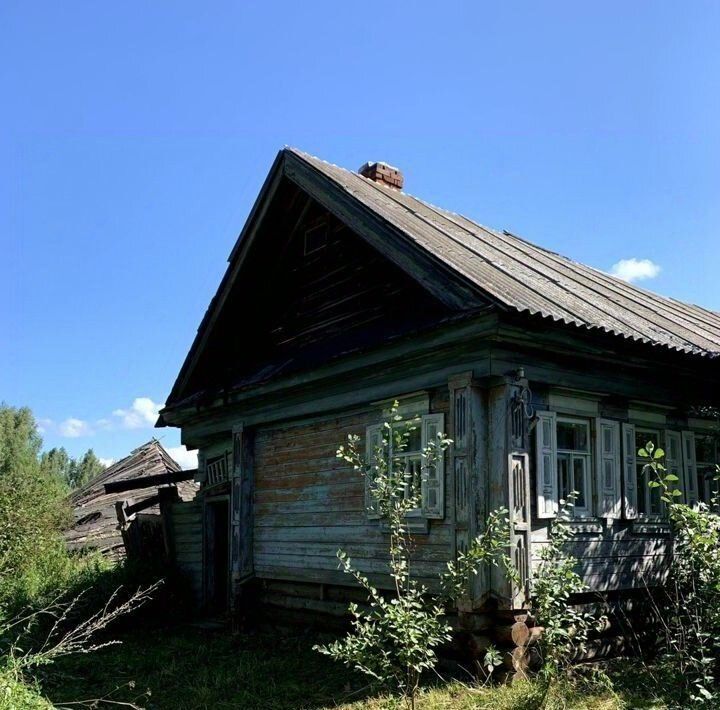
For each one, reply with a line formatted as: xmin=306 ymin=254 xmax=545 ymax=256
xmin=527 ymin=392 xmax=674 ymax=592
xmin=252 ymin=391 xmax=452 ymax=591
xmin=181 ymin=183 xmax=451 ymax=400
xmin=167 ymin=498 xmax=204 ymax=605
xmin=529 ymin=524 xmax=672 ymax=590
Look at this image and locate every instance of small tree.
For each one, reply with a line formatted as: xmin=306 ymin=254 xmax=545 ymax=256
xmin=315 ymin=403 xmax=515 ymax=708
xmin=640 ymin=439 xmax=720 ymax=706
xmin=532 ymin=495 xmax=607 ymax=676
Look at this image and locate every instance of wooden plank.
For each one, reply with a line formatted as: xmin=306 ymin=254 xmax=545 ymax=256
xmin=104 ymin=469 xmax=196 ymax=494
xmin=124 ymin=494 xmax=161 ymax=517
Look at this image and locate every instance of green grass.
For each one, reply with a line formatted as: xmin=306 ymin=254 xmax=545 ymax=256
xmin=36 ymin=626 xmax=677 ymax=710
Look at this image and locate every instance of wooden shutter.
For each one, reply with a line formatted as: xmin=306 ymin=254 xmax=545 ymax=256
xmin=681 ymin=431 xmax=698 ymax=507
xmin=596 ymin=419 xmax=621 ymax=519
xmin=665 ymin=430 xmax=682 ymax=501
xmin=536 ymin=411 xmax=558 ymax=519
xmin=621 ymin=423 xmax=638 ymax=519
xmin=365 ymin=424 xmax=382 ymax=519
xmin=421 ymin=413 xmax=445 ymax=519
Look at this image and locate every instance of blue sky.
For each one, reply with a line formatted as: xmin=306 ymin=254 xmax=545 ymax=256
xmin=2 ymin=2 xmax=719 ymax=467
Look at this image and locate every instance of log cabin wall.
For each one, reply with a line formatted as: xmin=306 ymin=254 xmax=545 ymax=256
xmin=486 ymin=316 xmax=720 ymax=601
xmin=252 ymin=389 xmax=452 ymax=593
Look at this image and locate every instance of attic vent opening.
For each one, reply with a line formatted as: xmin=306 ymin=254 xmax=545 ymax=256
xmin=303 ymin=222 xmax=328 ymax=255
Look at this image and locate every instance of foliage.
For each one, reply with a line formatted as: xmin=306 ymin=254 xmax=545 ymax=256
xmin=532 ymin=496 xmax=607 ymax=677
xmin=34 ymin=625 xmax=675 ymax=709
xmin=640 ymin=439 xmax=720 ymax=706
xmin=0 ymin=582 xmax=158 ymax=710
xmin=315 ymin=403 xmax=515 ymax=708
xmin=0 ymin=405 xmax=73 ymax=608
xmin=0 ymin=404 xmax=112 ymax=609
xmin=0 ymin=657 xmax=53 ymax=710
xmin=40 ymin=446 xmax=106 ymax=490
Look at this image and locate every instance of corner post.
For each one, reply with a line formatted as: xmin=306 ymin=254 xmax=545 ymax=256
xmin=487 ymin=371 xmax=532 ymax=608
xmin=449 ymin=372 xmax=485 ymax=605
xmin=230 ymin=423 xmax=255 ymax=628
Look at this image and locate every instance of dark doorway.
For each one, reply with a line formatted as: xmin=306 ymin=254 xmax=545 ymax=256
xmin=205 ymin=499 xmax=229 ymax=614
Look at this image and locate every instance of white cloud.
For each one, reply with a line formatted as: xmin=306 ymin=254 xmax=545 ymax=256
xmin=166 ymin=445 xmax=198 ymax=470
xmin=112 ymin=397 xmax=162 ymax=430
xmin=610 ymin=258 xmax=661 ymax=283
xmin=59 ymin=418 xmax=93 ymax=438
xmin=37 ymin=418 xmax=53 ymax=435
xmin=98 ymin=457 xmax=115 ymax=468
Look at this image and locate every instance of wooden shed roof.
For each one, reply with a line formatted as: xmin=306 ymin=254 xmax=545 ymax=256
xmin=164 ymin=148 xmax=720 ymax=409
xmin=66 ymin=439 xmax=196 ymax=558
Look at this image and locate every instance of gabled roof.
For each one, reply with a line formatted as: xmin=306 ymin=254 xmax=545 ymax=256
xmin=292 ymin=149 xmax=720 ymax=358
xmin=164 ymin=148 xmax=720 ymax=410
xmin=66 ymin=439 xmax=195 ymax=558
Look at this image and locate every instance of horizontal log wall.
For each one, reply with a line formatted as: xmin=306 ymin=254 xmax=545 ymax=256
xmin=529 ymin=521 xmax=672 ymax=590
xmin=167 ymin=499 xmax=204 ymax=605
xmin=252 ymin=390 xmax=451 ymax=592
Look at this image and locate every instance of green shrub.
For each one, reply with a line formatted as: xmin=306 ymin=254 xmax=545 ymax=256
xmin=0 ymin=659 xmax=53 ymax=710
xmin=640 ymin=439 xmax=720 ymax=706
xmin=315 ymin=403 xmax=515 ymax=709
xmin=0 ymin=405 xmax=72 ymax=610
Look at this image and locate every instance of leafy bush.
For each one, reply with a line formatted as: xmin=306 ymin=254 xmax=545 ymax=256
xmin=315 ymin=403 xmax=515 ymax=708
xmin=640 ymin=439 xmax=720 ymax=705
xmin=532 ymin=496 xmax=606 ymax=676
xmin=0 ymin=405 xmax=73 ymax=609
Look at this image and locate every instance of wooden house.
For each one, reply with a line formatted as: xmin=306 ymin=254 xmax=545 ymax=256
xmin=67 ymin=439 xmax=196 ymax=560
xmin=157 ymin=149 xmax=720 ymax=638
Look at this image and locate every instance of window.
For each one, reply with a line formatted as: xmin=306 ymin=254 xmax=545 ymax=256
xmin=696 ymin=434 xmax=719 ymax=505
xmin=365 ymin=413 xmax=444 ymax=521
xmin=556 ymin=418 xmax=592 ymax=515
xmin=303 ymin=222 xmax=328 ymax=255
xmin=392 ymin=420 xmax=423 ymax=509
xmin=536 ymin=409 xmax=716 ymax=521
xmin=535 ymin=413 xmax=595 ymax=519
xmin=635 ymin=429 xmax=663 ymax=516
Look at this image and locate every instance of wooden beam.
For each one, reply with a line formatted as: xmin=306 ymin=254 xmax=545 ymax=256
xmin=104 ymin=469 xmax=196 ymax=494
xmin=124 ymin=494 xmax=162 ymax=517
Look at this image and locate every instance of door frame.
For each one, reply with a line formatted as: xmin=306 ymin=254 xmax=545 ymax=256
xmin=203 ymin=494 xmax=230 ymax=613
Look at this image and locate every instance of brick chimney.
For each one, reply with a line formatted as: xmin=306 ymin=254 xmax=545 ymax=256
xmin=358 ymin=161 xmax=404 ymax=190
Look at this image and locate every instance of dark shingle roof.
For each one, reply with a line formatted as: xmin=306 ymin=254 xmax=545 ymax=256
xmin=290 ymin=148 xmax=720 ymax=358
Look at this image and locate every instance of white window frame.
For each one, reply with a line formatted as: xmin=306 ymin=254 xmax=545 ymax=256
xmin=556 ymin=416 xmax=593 ymax=518
xmin=535 ymin=412 xmax=595 ymax=520
xmin=389 ymin=418 xmax=424 ymax=519
xmin=364 ymin=410 xmax=445 ymax=523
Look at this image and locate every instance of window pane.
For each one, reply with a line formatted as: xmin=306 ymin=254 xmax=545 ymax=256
xmin=649 ymin=483 xmax=662 ymax=516
xmin=399 ymin=456 xmax=423 ymax=502
xmin=696 ymin=435 xmax=716 ymax=464
xmin=636 ymin=463 xmax=647 ymax=514
xmin=557 ymin=421 xmax=589 ymax=451
xmin=394 ymin=423 xmax=421 ymax=453
xmin=573 ymin=457 xmax=586 ymax=508
xmin=558 ymin=454 xmax=571 ymax=501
